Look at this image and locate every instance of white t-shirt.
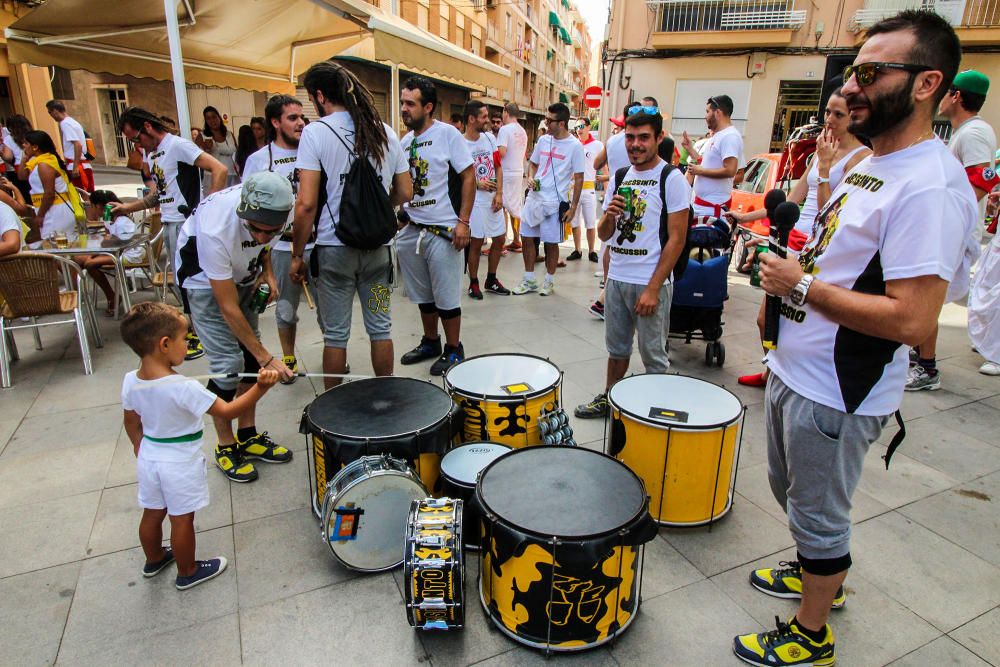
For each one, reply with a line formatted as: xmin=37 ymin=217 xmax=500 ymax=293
xmin=466 ymin=132 xmax=499 ymax=210
xmin=104 ymin=215 xmax=145 ymax=264
xmin=496 ymin=121 xmax=528 ymax=172
xmin=175 ymin=186 xmax=270 ymax=290
xmin=692 ymin=125 xmax=743 ymax=213
xmin=949 ymin=116 xmax=997 ymax=238
xmin=297 ymin=111 xmax=408 ymax=244
xmin=401 ymin=120 xmax=474 ymax=227
xmin=59 ymin=116 xmax=91 ymax=170
xmin=0 ymin=200 xmax=21 ymax=247
xmin=3 ymin=129 xmax=23 ymax=166
xmin=121 ymin=371 xmax=217 ymax=462
xmin=605 ymin=132 xmax=630 ymax=177
xmin=603 ymin=161 xmax=691 ymax=285
xmin=768 ymin=139 xmax=977 ymax=416
xmin=530 ymin=134 xmax=586 ymax=205
xmin=580 ymin=137 xmax=605 ymax=183
xmin=242 ymin=142 xmax=308 ymax=253
xmin=147 ymin=133 xmax=205 ymax=223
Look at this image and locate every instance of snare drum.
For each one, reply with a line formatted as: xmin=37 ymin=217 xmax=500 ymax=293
xmin=321 ymin=454 xmax=427 ymax=572
xmin=439 ymin=442 xmax=511 ymax=550
xmin=478 ymin=447 xmax=657 ymax=652
xmin=404 ymin=498 xmax=465 ymax=630
xmin=607 ymin=374 xmax=745 ymax=526
xmin=302 ymin=377 xmax=461 ymax=516
xmin=445 ymin=354 xmax=570 ymax=448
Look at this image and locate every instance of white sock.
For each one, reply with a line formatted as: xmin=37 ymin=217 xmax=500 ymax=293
xmin=544 ymin=273 xmax=555 ymax=284
xmin=524 ymin=272 xmax=536 ymax=281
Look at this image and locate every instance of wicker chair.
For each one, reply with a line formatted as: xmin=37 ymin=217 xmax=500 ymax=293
xmin=0 ymin=253 xmax=99 ymax=388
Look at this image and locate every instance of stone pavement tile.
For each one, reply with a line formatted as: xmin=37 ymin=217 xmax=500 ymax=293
xmin=889 ymin=636 xmax=992 ymax=667
xmin=710 ymin=548 xmax=940 ymax=667
xmin=919 ymin=400 xmax=1000 ymax=451
xmin=736 ymin=462 xmax=890 ymax=526
xmin=982 ymin=393 xmax=1000 ymax=411
xmin=57 ymin=526 xmax=236 ymax=663
xmin=476 ymin=646 xmax=618 ymax=665
xmin=27 ymin=362 xmax=133 ymax=417
xmin=240 ymin=574 xmax=426 ymax=666
xmin=856 ymin=445 xmax=958 ymax=510
xmin=607 ymin=578 xmax=762 ymax=666
xmin=0 ymin=418 xmax=20 ymax=454
xmin=636 ymin=535 xmax=706 ymax=601
xmin=899 ymin=472 xmax=1000 ymax=567
xmin=1 ymin=403 xmax=122 ymax=459
xmin=234 ymin=506 xmax=358 ymax=610
xmin=105 ymin=428 xmax=139 ymax=488
xmin=877 ymin=420 xmax=1000 ymax=483
xmin=0 ymin=561 xmax=80 ymax=667
xmin=937 ymin=360 xmax=1000 ymax=401
xmin=900 ymin=388 xmax=981 ymax=416
xmin=523 ymin=333 xmax=607 ymax=368
xmin=851 ymin=512 xmax=1000 ymax=633
xmin=57 ymin=612 xmax=242 ymax=667
xmin=661 ymin=495 xmax=794 ymax=577
xmin=231 ymin=452 xmax=309 ymax=524
xmin=950 ymin=607 xmax=1000 ymax=666
xmin=735 ymin=404 xmax=767 ymax=470
xmin=87 ymin=471 xmax=232 ymax=558
xmin=0 ymin=441 xmax=113 ymax=510
xmin=0 ymin=490 xmax=99 ymax=578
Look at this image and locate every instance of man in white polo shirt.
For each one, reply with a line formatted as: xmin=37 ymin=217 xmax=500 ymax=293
xmin=682 ymin=94 xmax=743 ymax=219
xmin=46 ymin=100 xmax=94 ymax=194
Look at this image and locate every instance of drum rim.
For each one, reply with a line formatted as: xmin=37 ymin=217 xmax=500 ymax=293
xmin=607 ymin=372 xmax=745 ymax=431
xmin=304 ymin=376 xmax=457 ymax=440
xmin=475 ymin=445 xmax=649 ymax=540
xmin=444 ymin=352 xmax=562 ymax=400
xmin=440 ymin=441 xmax=512 ymax=486
xmin=321 ymin=455 xmax=427 ymax=573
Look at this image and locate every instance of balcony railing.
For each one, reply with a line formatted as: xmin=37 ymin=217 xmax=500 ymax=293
xmin=648 ymin=0 xmax=807 ymax=32
xmin=850 ymin=0 xmax=1000 ymax=31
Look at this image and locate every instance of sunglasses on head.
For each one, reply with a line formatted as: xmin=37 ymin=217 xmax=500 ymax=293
xmin=628 ymin=105 xmax=658 ymax=116
xmin=843 ymin=61 xmax=932 ymax=87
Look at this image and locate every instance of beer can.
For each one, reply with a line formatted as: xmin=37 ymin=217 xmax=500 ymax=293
xmin=251 ymin=283 xmax=271 ymax=314
xmin=617 ymin=186 xmax=633 ymax=216
xmin=750 ymin=245 xmax=768 ymax=288
xmin=103 ymin=204 xmax=113 ymax=222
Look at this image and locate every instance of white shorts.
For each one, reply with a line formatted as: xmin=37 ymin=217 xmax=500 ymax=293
xmin=502 ymin=170 xmax=525 ymax=218
xmin=520 ymin=208 xmax=565 ymax=245
xmin=137 ymin=454 xmax=210 ymax=516
xmin=471 ymin=204 xmax=506 ymax=239
xmin=572 ymin=190 xmax=597 ymax=230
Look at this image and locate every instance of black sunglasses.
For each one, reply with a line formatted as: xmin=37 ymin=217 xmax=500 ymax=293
xmin=843 ymin=62 xmax=932 ymax=87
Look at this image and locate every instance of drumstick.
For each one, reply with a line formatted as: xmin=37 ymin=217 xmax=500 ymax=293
xmin=302 ymin=279 xmax=316 ymax=310
xmin=130 ymin=371 xmax=374 ymax=388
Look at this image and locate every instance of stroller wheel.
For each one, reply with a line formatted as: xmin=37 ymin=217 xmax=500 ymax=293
xmin=715 ymin=342 xmax=726 ymax=367
xmin=705 ymin=343 xmax=714 ymax=366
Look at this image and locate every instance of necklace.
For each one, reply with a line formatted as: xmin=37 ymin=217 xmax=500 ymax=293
xmin=904 ymin=131 xmax=935 ymax=150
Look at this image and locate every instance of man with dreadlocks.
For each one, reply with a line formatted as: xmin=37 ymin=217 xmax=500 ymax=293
xmin=290 ymin=61 xmax=412 ymax=388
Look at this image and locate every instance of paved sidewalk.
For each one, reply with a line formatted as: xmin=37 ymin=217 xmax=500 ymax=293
xmin=2 ymin=181 xmax=998 ymax=664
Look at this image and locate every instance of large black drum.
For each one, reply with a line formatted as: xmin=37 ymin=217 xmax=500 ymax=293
xmin=477 ymin=446 xmax=657 ymax=652
xmin=301 ymin=377 xmax=461 ymax=516
xmin=439 ymin=442 xmax=511 ymax=550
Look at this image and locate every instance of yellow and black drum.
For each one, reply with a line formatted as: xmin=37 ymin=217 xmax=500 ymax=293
xmin=404 ymin=498 xmax=465 ymax=630
xmin=301 ymin=377 xmax=461 ymax=517
xmin=444 ymin=353 xmax=573 ymax=448
xmin=607 ymin=373 xmax=745 ymax=527
xmin=477 ymin=446 xmax=657 ymax=652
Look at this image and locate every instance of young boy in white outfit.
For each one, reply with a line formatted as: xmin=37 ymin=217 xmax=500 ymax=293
xmin=120 ymin=302 xmax=278 ymax=590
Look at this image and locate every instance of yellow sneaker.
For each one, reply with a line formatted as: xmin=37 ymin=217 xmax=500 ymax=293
xmin=750 ymin=561 xmax=846 ymax=609
xmin=280 ymin=355 xmax=297 ymax=385
xmin=733 ymin=616 xmax=835 ymax=666
xmin=215 ymin=444 xmax=257 ymax=483
xmin=239 ymin=431 xmax=293 ymax=463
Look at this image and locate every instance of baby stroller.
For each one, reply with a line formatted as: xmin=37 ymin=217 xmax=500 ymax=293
xmin=668 ymin=216 xmax=733 ymax=367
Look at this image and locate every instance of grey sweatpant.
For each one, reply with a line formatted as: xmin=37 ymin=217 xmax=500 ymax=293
xmin=604 ymin=278 xmax=671 ymax=373
xmin=186 ymin=285 xmax=259 ymax=392
xmin=766 ymin=373 xmax=888 ymax=561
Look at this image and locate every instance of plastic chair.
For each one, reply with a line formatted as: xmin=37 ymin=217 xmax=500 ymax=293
xmin=0 ymin=253 xmax=100 ymax=388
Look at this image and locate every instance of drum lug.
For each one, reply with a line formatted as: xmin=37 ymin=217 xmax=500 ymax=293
xmin=423 ymin=497 xmax=452 ymax=508
xmin=414 ymin=598 xmax=448 ymax=610
xmin=412 ymin=534 xmax=449 ymax=547
xmin=414 ymin=558 xmax=448 ymax=568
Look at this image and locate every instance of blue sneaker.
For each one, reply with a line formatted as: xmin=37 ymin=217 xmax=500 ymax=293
xmin=401 ymin=336 xmax=442 ymax=365
xmin=142 ymin=547 xmax=174 ymax=577
xmin=175 ymin=557 xmax=228 ymax=590
xmin=430 ymin=342 xmax=465 ymax=376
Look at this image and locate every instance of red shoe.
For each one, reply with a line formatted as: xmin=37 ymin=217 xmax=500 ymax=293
xmin=738 ymin=372 xmax=767 ymax=388
xmin=506 ymin=241 xmax=523 ymax=252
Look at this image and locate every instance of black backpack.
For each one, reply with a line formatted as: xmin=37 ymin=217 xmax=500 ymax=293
xmin=319 ymin=121 xmax=396 ymax=250
xmin=614 ymin=162 xmax=694 ymax=280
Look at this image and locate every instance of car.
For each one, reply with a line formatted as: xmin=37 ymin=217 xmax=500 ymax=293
xmin=730 ymin=153 xmax=790 ymax=273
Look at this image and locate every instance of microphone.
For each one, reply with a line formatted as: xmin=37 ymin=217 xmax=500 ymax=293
xmin=762 ymin=201 xmax=800 ymax=350
xmin=763 ymin=188 xmax=785 ymax=226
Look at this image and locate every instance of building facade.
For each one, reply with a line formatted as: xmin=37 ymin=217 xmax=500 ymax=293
xmin=601 ymin=0 xmax=1000 ymax=159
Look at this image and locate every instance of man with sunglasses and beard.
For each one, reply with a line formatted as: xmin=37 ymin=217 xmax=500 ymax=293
xmin=732 ymin=11 xmax=977 ymax=666
xmin=176 ymin=172 xmax=296 ymax=484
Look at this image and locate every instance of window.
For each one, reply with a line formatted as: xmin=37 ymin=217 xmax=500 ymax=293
xmin=439 ymin=2 xmax=451 ymax=40
xmin=50 ymin=67 xmax=75 ymax=100
xmin=471 ymin=34 xmax=482 ymax=55
xmin=417 ymin=2 xmax=429 ymax=30
xmin=735 ymin=159 xmax=768 ymax=193
xmin=456 ymin=26 xmax=465 ymax=48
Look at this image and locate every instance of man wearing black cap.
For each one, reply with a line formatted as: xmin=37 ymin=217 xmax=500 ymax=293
xmin=907 ymin=69 xmax=997 ymax=391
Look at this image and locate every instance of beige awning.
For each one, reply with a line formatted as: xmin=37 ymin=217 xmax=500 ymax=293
xmin=4 ymin=0 xmax=372 ymax=94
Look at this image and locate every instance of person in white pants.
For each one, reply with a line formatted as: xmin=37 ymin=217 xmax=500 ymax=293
xmin=566 ymin=120 xmax=604 ymax=263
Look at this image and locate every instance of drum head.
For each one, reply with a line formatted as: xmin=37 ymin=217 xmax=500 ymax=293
xmin=306 ymin=377 xmax=454 ymax=438
xmin=478 ymin=447 xmax=646 ymax=538
xmin=440 ymin=442 xmax=511 ymax=486
xmin=608 ymin=374 xmax=743 ymax=429
xmin=445 ymin=354 xmax=560 ymax=399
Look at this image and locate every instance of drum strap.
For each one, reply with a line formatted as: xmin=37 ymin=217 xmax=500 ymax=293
xmin=882 ymin=410 xmax=906 ymax=469
xmin=143 ymin=430 xmax=203 ymax=444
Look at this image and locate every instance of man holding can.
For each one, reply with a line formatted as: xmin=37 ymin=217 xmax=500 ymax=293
xmin=575 ymin=111 xmax=691 ymax=418
xmin=176 ymin=172 xmax=295 ymax=483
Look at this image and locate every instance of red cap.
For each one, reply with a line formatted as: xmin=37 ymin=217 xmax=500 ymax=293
xmin=611 ymin=115 xmax=625 ymax=128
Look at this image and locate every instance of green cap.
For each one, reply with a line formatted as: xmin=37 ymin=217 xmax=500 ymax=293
xmin=953 ymin=70 xmax=990 ymax=97
xmin=237 ymin=171 xmax=294 ymax=228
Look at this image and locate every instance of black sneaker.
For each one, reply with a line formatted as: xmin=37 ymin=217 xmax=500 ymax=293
xmin=175 ymin=557 xmax=228 ymax=591
xmin=240 ymin=431 xmax=293 ymax=463
xmin=468 ymin=283 xmax=483 ymax=300
xmin=430 ymin=342 xmax=465 ymax=376
xmin=566 ymin=250 xmax=583 ymax=261
xmin=589 ymin=251 xmax=600 ymax=263
xmin=575 ymin=393 xmax=609 ymax=419
xmin=142 ymin=548 xmax=174 ymax=577
xmin=401 ymin=336 xmax=442 ymax=365
xmin=485 ymin=279 xmax=511 ymax=295
xmin=215 ymin=444 xmax=258 ymax=483
xmin=185 ymin=331 xmax=204 ymax=361
xmin=589 ymin=301 xmax=605 ymax=320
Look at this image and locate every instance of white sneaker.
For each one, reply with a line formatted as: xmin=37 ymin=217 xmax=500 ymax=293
xmin=979 ymin=361 xmax=1000 ymax=376
xmin=539 ymin=281 xmax=555 ymax=296
xmin=905 ymin=365 xmax=941 ymax=391
xmin=511 ymin=278 xmax=539 ymax=295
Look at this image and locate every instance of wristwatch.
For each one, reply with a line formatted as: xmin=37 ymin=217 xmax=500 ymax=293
xmin=790 ymin=274 xmax=815 ymax=306
xmin=816 ymin=176 xmax=831 ymax=185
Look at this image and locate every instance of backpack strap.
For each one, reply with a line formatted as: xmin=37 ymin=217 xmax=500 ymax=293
xmin=658 ymin=161 xmax=674 ymax=247
xmin=613 ymin=167 xmax=629 ymax=195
